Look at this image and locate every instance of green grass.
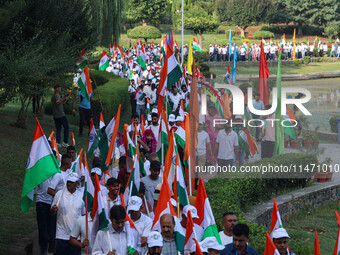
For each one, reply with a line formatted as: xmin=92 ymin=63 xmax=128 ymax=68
xmin=285 ymin=202 xmax=339 ymax=255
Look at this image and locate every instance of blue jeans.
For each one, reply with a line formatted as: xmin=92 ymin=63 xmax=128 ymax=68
xmin=54 ymin=116 xmax=69 ymax=144
xmin=36 ymin=202 xmax=51 ymax=253
xmin=55 ymin=239 xmax=81 ymax=255
xmin=233 ymin=150 xmax=245 ymax=166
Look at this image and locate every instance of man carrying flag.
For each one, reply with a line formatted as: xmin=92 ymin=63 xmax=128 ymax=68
xmin=270 ymin=228 xmax=296 ymax=255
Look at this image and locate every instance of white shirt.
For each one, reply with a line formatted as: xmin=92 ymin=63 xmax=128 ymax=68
xmin=219 ymin=231 xmax=233 ymax=246
xmin=35 ymin=178 xmax=53 ymax=204
xmin=92 ymin=224 xmax=128 ymax=255
xmin=216 ymin=129 xmax=238 ymax=160
xmin=103 ymin=194 xmax=122 ymax=218
xmin=49 ymin=170 xmax=70 ymax=193
xmin=130 ymin=213 xmax=153 ymax=254
xmin=169 ymin=93 xmax=183 ymax=110
xmin=70 ymin=215 xmax=94 ymax=255
xmin=196 ymin=131 xmax=210 ymax=156
xmin=149 ymin=124 xmax=160 ymax=143
xmin=52 ymin=189 xmax=85 ymax=240
xmin=144 ymin=160 xmax=151 ymax=176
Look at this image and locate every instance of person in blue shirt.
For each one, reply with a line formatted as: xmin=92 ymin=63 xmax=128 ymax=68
xmin=72 ymin=90 xmax=101 ymax=137
xmin=220 ymin=223 xmax=259 ymax=255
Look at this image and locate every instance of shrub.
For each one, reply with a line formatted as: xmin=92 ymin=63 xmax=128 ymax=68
xmin=194 ymin=51 xmax=209 ymax=63
xmin=259 ymin=25 xmax=323 ymax=36
xmin=317 ymin=57 xmax=323 ymax=62
xmin=225 ymin=29 xmax=235 ymax=38
xmin=329 ymin=116 xmax=340 ymax=133
xmin=127 ymin=25 xmax=161 ymax=42
xmin=324 ymin=25 xmax=339 ymax=39
xmin=303 ymin=56 xmax=311 ymax=65
xmin=199 ymin=63 xmax=210 ymax=73
xmin=293 ymin=59 xmax=302 ymax=66
xmin=253 ymin=31 xmax=275 ymax=39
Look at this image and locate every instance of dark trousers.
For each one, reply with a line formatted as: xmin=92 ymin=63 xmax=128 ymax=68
xmin=130 ymin=95 xmax=136 ymax=115
xmin=217 ymin=158 xmax=234 ymax=167
xmin=79 ymin=107 xmax=91 ymax=136
xmin=36 ymin=202 xmax=51 ymax=253
xmin=55 ymin=239 xmax=81 ymax=255
xmin=49 ymin=213 xmax=57 ymax=253
xmin=54 ymin=116 xmax=69 ymax=144
xmin=261 ymin=141 xmax=275 ymax=158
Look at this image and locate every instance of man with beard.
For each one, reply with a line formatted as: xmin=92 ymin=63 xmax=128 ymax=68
xmin=147 ymin=112 xmax=160 ymax=143
xmin=219 ymin=212 xmax=237 ymax=246
xmin=220 ymin=223 xmax=258 ymax=255
xmin=147 ymin=231 xmax=163 ymax=255
xmin=214 ymin=121 xmax=239 ymax=167
xmin=160 ymin=214 xmax=177 ymax=255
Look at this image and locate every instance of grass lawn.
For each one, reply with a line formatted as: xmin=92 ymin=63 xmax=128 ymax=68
xmin=285 ymin=202 xmax=339 ymax=254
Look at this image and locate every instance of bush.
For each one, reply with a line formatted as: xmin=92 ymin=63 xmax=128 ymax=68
xmin=225 ymin=29 xmax=235 ymax=38
xmin=127 ymin=25 xmax=161 ymax=42
xmin=329 ymin=116 xmax=340 ymax=133
xmin=317 ymin=57 xmax=323 ymax=62
xmin=199 ymin=63 xmax=210 ymax=73
xmin=259 ymin=25 xmax=323 ymax=36
xmin=303 ymin=56 xmax=311 ymax=65
xmin=253 ymin=31 xmax=275 ymax=39
xmin=194 ymin=51 xmax=209 ymax=63
xmin=324 ymin=25 xmax=339 ymax=39
xmin=293 ymin=59 xmax=302 ymax=66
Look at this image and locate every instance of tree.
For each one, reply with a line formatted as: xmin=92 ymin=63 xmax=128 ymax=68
xmin=179 ymin=6 xmax=220 ymax=46
xmin=126 ymin=0 xmax=170 ymax=26
xmin=0 ymin=0 xmax=96 ymax=128
xmin=127 ymin=25 xmax=161 ymax=42
xmin=216 ymin=0 xmax=274 ymax=36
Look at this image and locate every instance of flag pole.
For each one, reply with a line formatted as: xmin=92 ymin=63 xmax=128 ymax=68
xmin=143 ymin=195 xmax=150 ymax=217
xmin=106 ymin=228 xmax=112 ymax=251
xmin=177 ymin=196 xmax=180 ymax=219
xmin=85 ymin=189 xmax=89 ymax=255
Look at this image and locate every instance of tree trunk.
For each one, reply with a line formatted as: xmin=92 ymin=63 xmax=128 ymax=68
xmin=15 ymin=96 xmax=31 ymax=129
xmin=199 ymin=33 xmax=203 ymax=49
xmin=297 ymin=24 xmax=303 ymax=36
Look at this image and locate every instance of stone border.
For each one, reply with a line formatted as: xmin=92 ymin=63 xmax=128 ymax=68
xmin=243 ymin=181 xmax=340 ymax=229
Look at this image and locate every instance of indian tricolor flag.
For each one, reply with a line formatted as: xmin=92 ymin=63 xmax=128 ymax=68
xmin=194 ymin=177 xmax=222 ymax=244
xmin=48 ymin=131 xmax=61 ymax=163
xmin=184 ymin=211 xmax=197 ymax=252
xmin=98 ymin=50 xmax=110 ymax=71
xmin=20 ymin=118 xmax=60 ymax=213
xmin=193 ymin=38 xmax=202 ymax=52
xmin=120 ymin=194 xmax=139 ymax=254
xmin=156 ymin=109 xmax=169 ymax=161
xmin=239 ymin=128 xmax=258 ymax=156
xmin=175 ymin=118 xmax=185 ymax=149
xmin=91 ymin=173 xmax=110 ymax=245
xmin=174 ymin=153 xmax=189 ymax=208
xmin=281 ymin=34 xmax=286 ymax=47
xmin=87 ymin=118 xmax=98 ymax=157
xmin=77 ymin=65 xmax=93 ymax=101
xmin=264 ymin=232 xmax=280 ymax=255
xmin=83 ymin=153 xmax=94 ymax=212
xmin=157 ymin=42 xmax=182 ymax=96
xmin=100 ymin=112 xmax=105 ymax=130
xmin=105 ymin=105 xmax=122 ymax=165
xmin=123 ymin=124 xmax=136 ymax=156
xmin=163 ymin=132 xmax=177 ymax=192
xmin=123 ymin=146 xmax=141 ymax=204
xmin=152 ymin=178 xmax=185 ymax=253
xmin=270 ymin=198 xmax=283 ymax=232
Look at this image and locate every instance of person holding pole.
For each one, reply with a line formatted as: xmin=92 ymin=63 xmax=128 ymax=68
xmin=51 ymin=172 xmax=85 ymax=255
xmin=128 ymin=196 xmax=153 ymax=254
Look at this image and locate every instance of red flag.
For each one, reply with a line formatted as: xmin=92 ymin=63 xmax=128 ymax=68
xmin=314 ymin=231 xmax=321 ymax=255
xmin=259 ymin=42 xmax=269 ymax=108
xmin=193 ymin=238 xmax=203 ymax=255
xmin=264 ymin=232 xmax=279 ymax=255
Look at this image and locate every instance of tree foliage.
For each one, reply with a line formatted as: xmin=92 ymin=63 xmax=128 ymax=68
xmin=126 ymin=0 xmax=170 ymax=25
xmin=127 ymin=25 xmax=161 ymax=42
xmin=216 ymin=0 xmax=274 ymax=34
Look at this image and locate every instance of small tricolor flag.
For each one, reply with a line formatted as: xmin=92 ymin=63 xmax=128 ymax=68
xmin=193 ymin=38 xmax=202 ymax=52
xmin=87 ymin=118 xmax=98 ymax=157
xmin=100 ymin=112 xmax=105 ymax=130
xmin=77 ymin=66 xmax=93 ymax=101
xmin=98 ymin=50 xmax=110 ymax=71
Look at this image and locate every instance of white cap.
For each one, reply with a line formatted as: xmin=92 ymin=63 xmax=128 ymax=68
xmin=91 ymin=167 xmax=102 ymax=176
xmin=270 ymin=228 xmax=290 ymax=239
xmin=147 ymin=115 xmax=152 ymax=121
xmin=168 ymin=114 xmax=175 ymax=122
xmin=182 ymin=205 xmax=199 ymax=219
xmin=152 ymin=108 xmax=158 ymax=114
xmin=147 ymin=231 xmax=163 ymax=247
xmin=175 ymin=116 xmax=184 ymax=122
xmin=128 ymin=196 xmax=143 ymax=212
xmin=170 ymin=198 xmax=177 ymax=207
xmin=67 ymin=172 xmax=79 ymax=182
xmin=235 ymin=115 xmax=243 ymax=119
xmin=199 ymin=237 xmax=225 ymax=253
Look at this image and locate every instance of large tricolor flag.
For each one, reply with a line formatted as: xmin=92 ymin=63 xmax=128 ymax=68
xmin=98 ymin=50 xmax=110 ymax=71
xmin=91 ymin=174 xmax=110 ymax=245
xmin=152 ymin=178 xmax=185 ymax=252
xmin=194 ymin=177 xmax=221 ymax=243
xmin=77 ymin=66 xmax=93 ymax=101
xmin=157 ymin=42 xmax=182 ymax=96
xmin=239 ymin=128 xmax=258 ymax=156
xmin=193 ymin=38 xmax=202 ymax=52
xmin=21 ymin=118 xmax=60 ymax=213
xmin=87 ymin=118 xmax=99 ymax=157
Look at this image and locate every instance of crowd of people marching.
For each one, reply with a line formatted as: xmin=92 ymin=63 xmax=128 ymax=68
xmin=207 ymin=38 xmax=340 ymax=62
xmin=35 ymin=38 xmax=301 ymax=255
